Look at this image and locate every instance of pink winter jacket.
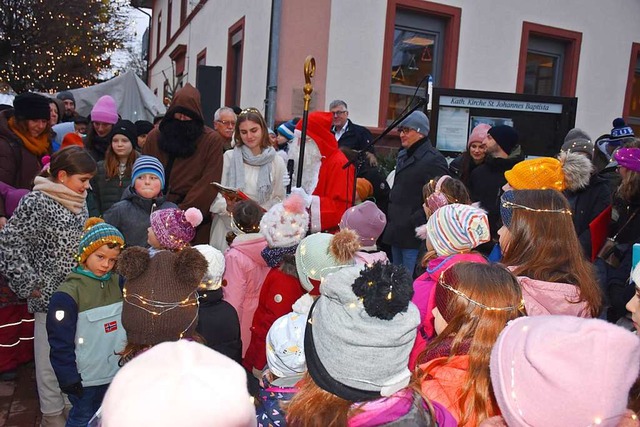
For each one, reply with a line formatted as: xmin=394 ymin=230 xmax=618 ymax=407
xmin=223 ymin=233 xmax=270 ymax=356
xmin=408 ymin=253 xmax=487 ymax=369
xmin=516 ymin=275 xmax=591 ymax=318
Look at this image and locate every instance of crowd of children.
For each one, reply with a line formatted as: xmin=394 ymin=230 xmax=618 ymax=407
xmin=1 ymin=92 xmax=640 ymax=427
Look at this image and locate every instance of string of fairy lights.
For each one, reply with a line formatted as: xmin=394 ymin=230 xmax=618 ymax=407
xmin=0 ymin=0 xmax=137 ymax=92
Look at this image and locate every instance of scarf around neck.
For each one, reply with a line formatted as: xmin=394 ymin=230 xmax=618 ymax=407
xmin=33 ymin=176 xmax=87 ymax=214
xmin=8 ymin=116 xmax=50 ymax=157
xmin=230 ymin=145 xmax=275 ymax=204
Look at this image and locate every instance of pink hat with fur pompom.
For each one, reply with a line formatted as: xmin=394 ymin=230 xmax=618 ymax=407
xmin=150 ymin=207 xmax=203 ymax=250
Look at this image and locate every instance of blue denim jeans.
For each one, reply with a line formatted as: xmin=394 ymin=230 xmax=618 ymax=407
xmin=66 ymin=384 xmax=109 ymax=427
xmin=391 ymin=246 xmax=420 ymax=274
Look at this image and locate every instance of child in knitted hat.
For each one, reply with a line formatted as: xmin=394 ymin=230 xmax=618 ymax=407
xmin=87 ymin=119 xmax=139 ymax=217
xmin=222 ymin=199 xmax=269 ymax=358
xmin=504 ymin=151 xmax=593 ymax=192
xmin=255 ymin=306 xmax=310 ymax=426
xmin=286 ymin=262 xmax=455 ymax=426
xmin=485 ymin=315 xmax=640 ymax=427
xmin=339 ymin=200 xmax=389 ymax=265
xmin=417 ymin=262 xmax=525 ymax=426
xmin=244 ymin=194 xmax=309 ymax=376
xmin=98 ymin=340 xmax=256 ymax=427
xmin=103 ymin=155 xmax=177 ymax=248
xmin=408 ymin=203 xmax=490 ymax=368
xmin=294 ymin=228 xmax=361 ymax=295
xmin=47 ymin=218 xmax=126 ymax=426
xmin=147 ymin=206 xmax=203 ymax=251
xmin=192 ymin=244 xmax=242 ymax=364
xmin=116 ymin=245 xmax=208 ymax=364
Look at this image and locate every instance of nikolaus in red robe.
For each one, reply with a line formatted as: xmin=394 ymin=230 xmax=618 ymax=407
xmin=288 ymin=111 xmax=354 ymax=232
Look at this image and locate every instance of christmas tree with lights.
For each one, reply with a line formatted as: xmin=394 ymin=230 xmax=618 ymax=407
xmin=0 ymin=0 xmax=130 ymax=93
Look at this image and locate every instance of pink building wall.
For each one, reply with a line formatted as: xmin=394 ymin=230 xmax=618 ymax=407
xmin=275 ymin=0 xmax=332 ymax=122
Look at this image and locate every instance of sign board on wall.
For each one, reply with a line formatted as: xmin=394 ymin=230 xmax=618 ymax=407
xmin=429 ymin=88 xmax=577 ymax=157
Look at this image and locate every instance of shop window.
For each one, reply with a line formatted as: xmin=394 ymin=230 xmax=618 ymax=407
xmin=380 ymin=1 xmax=460 ymax=126
xmin=517 ymin=22 xmax=581 ymax=97
xmin=623 ymin=44 xmax=640 ymax=135
xmin=225 ymin=18 xmax=245 ymax=107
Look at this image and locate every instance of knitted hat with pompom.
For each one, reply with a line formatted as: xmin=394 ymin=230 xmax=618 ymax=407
xmin=76 ymin=217 xmax=125 ymax=263
xmin=150 ymin=207 xmax=203 ymax=250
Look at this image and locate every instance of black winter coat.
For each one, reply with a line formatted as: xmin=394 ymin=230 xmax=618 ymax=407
xmin=382 ymin=138 xmax=448 ymax=249
xmin=102 ymin=186 xmax=177 ymax=247
xmin=196 ymin=288 xmax=242 ymax=365
xmin=564 ymin=174 xmax=611 ymax=259
xmin=469 ymin=147 xmax=525 ymax=238
xmin=335 ymin=119 xmax=374 ymax=153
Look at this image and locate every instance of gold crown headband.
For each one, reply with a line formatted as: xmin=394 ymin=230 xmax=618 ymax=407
xmin=438 ymin=274 xmax=525 ymax=312
xmin=239 ymin=107 xmax=260 ymax=116
xmin=501 ymin=200 xmax=572 ymax=216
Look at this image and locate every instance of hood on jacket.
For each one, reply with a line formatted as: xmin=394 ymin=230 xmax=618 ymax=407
xmin=295 ymin=111 xmax=338 ymax=157
xmin=166 ymin=83 xmax=204 ymax=121
xmin=517 ymin=275 xmax=589 ymax=317
xmin=425 ymin=253 xmax=488 ymax=282
xmin=0 ymin=109 xmax=19 ymax=142
xmin=230 ymin=233 xmax=268 ymax=266
xmin=559 ymin=151 xmax=594 ymax=192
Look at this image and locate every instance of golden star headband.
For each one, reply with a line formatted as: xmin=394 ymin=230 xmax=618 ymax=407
xmin=501 ymin=200 xmax=572 ymax=216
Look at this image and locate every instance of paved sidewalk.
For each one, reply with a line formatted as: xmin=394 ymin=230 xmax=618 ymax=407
xmin=0 ymin=364 xmax=40 ymax=427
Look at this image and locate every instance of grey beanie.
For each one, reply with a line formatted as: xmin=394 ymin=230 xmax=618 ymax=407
xmin=56 ymin=91 xmax=75 ymax=103
xmin=398 ymin=111 xmax=430 ymax=135
xmin=562 ymin=128 xmax=594 ymax=159
xmin=304 ymin=262 xmax=420 ymax=401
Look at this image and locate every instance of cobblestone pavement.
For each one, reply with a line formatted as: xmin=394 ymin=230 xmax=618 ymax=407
xmin=0 ymin=364 xmax=40 ymax=427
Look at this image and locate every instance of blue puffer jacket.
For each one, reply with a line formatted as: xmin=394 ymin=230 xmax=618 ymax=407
xmin=103 ymin=185 xmax=177 ymax=247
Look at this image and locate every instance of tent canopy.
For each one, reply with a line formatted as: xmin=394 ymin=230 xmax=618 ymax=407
xmin=0 ymin=71 xmax=165 ymax=122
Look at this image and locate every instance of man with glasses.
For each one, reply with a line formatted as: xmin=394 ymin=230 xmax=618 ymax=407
xmin=213 ymin=106 xmax=237 ymax=151
xmin=382 ymin=110 xmax=448 ymax=272
xmin=329 ymin=99 xmax=374 ymax=153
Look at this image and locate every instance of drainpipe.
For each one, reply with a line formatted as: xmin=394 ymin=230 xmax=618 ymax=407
xmin=264 ymin=0 xmax=282 ymax=129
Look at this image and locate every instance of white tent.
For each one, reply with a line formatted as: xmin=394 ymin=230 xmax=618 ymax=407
xmin=68 ymin=71 xmax=165 ymax=122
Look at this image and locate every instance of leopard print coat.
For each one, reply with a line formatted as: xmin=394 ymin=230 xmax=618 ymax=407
xmin=0 ymin=191 xmax=87 ymax=313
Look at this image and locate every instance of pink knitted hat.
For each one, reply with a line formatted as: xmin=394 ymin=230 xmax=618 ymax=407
xmin=339 ymin=201 xmax=387 ymax=248
xmin=150 ymin=208 xmax=203 ymax=250
xmin=468 ymin=123 xmax=491 ymax=148
xmin=491 ymin=315 xmax=640 ymax=427
xmin=91 ymin=95 xmax=118 ymax=124
xmin=100 ymin=340 xmax=255 ymax=427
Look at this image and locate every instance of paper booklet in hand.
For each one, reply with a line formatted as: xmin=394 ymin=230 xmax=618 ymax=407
xmin=210 ymin=182 xmax=251 ymax=202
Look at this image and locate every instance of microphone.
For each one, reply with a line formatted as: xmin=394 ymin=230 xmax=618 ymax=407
xmin=286 ymin=159 xmax=294 ymax=194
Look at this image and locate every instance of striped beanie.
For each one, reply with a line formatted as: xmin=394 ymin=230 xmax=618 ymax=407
xmin=76 ymin=218 xmax=125 ymax=263
xmin=277 ymin=119 xmax=297 ymax=141
xmin=425 ymin=204 xmax=490 ymax=256
xmin=132 ymin=155 xmax=165 ymax=188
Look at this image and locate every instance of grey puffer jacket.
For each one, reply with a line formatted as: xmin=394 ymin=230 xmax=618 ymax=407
xmin=0 ymin=191 xmax=87 ymax=313
xmin=103 ymin=186 xmax=177 ymax=247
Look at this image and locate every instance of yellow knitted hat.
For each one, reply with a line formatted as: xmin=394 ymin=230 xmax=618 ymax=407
xmin=504 ymin=157 xmax=565 ymax=191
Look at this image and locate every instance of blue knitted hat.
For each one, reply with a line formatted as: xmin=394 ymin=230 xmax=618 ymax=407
xmin=132 ymin=155 xmax=165 ymax=188
xmin=609 ymin=118 xmax=635 ymax=146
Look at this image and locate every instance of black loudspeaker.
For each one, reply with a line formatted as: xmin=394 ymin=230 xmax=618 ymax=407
xmin=196 ymin=65 xmax=222 ymax=128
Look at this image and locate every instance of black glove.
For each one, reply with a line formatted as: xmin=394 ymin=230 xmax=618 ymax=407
xmin=60 ymin=381 xmax=83 ymax=398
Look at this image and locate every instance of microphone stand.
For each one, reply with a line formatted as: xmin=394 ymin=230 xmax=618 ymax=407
xmin=343 ymin=95 xmax=428 ymax=207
